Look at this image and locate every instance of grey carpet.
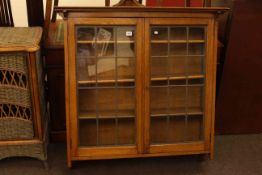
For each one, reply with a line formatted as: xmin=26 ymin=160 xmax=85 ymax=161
xmin=0 ymin=134 xmax=261 ymax=175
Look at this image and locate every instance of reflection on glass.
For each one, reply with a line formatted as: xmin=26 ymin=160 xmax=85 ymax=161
xmin=76 ymin=26 xmax=136 ymax=147
xmin=77 ymin=44 xmax=95 ymax=57
xmin=95 ymin=27 xmax=114 ymax=42
xmin=77 ymin=44 xmax=96 ymax=81
xmin=117 ymin=58 xmax=135 ymax=80
xmin=76 ymin=27 xmax=115 ymax=57
xmin=96 ymin=43 xmax=115 ymax=57
xmin=76 ymin=26 xmax=136 ymax=83
xmin=96 ymin=58 xmax=116 ymax=81
xmin=95 ymin=28 xmax=114 ymax=57
xmin=117 ymin=43 xmax=135 ymax=57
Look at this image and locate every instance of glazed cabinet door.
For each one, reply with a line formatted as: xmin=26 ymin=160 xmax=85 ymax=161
xmin=66 ymin=18 xmax=143 ymax=159
xmin=144 ymin=18 xmax=216 ymax=154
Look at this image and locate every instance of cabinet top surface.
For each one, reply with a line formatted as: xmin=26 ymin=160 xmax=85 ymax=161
xmin=55 ymin=6 xmax=229 ymax=18
xmin=0 ymin=27 xmax=42 ymax=52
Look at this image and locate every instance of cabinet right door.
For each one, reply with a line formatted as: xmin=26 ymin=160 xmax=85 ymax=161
xmin=144 ymin=18 xmax=216 ymax=155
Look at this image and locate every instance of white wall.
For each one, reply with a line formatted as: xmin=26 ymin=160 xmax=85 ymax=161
xmin=10 ymin=0 xmax=28 ymax=27
xmin=11 ymin=0 xmax=146 ymax=27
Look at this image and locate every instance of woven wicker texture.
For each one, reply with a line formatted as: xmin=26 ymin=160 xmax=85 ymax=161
xmin=0 ymin=27 xmax=42 ymax=50
xmin=0 ymin=87 xmax=31 ymax=107
xmin=0 ymin=53 xmax=33 ymax=140
xmin=0 ymin=27 xmax=47 ymax=162
xmin=0 ymin=141 xmax=47 ymax=161
xmin=0 ymin=54 xmax=28 ymax=73
xmin=0 ymin=104 xmax=32 ymax=120
xmin=0 ymin=119 xmax=33 ymax=140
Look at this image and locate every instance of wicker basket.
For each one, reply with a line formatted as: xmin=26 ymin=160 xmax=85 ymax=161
xmin=0 ymin=27 xmax=48 ymax=162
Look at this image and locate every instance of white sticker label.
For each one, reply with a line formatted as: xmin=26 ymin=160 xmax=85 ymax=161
xmin=126 ymin=31 xmax=133 ymax=36
xmin=154 ymin=31 xmax=159 ymax=35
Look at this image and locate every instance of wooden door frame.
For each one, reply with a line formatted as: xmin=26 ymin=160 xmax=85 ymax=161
xmin=144 ymin=18 xmax=216 ymax=156
xmin=65 ymin=18 xmax=144 ymax=164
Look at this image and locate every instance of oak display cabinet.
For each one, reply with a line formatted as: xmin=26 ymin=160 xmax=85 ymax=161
xmin=56 ymin=6 xmax=227 ymax=167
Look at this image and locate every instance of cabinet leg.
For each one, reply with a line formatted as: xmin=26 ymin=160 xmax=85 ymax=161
xmin=209 ymin=152 xmax=214 ymax=160
xmin=42 ymin=160 xmax=49 ymax=170
xmin=67 ymin=159 xmax=72 ymax=168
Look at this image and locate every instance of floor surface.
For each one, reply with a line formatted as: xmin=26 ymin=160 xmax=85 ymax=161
xmin=0 ymin=134 xmax=261 ymax=175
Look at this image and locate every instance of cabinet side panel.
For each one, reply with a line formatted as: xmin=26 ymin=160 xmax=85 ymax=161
xmin=203 ymin=18 xmax=216 ymax=154
xmin=67 ymin=20 xmax=78 ymax=158
xmin=64 ymin=20 xmax=72 ymax=168
xmin=28 ymin=52 xmax=42 ymax=139
xmin=210 ymin=20 xmax=218 ymax=159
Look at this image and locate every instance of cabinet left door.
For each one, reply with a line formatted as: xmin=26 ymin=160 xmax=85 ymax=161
xmin=66 ymin=18 xmax=144 ymax=161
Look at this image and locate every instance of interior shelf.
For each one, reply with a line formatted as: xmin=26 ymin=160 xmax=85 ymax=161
xmin=151 ymin=40 xmax=205 ymax=44
xmin=77 ymin=40 xmax=134 ymax=44
xmin=78 ymin=75 xmax=204 ymax=85
xmin=151 ymin=107 xmax=203 ymax=117
xmin=78 ymin=40 xmax=204 ymax=44
xmin=151 ymin=55 xmax=205 ymax=57
xmin=78 ymin=78 xmax=135 ymax=84
xmin=79 ymin=109 xmax=135 ymax=119
xmin=151 ymin=75 xmax=204 ymax=81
